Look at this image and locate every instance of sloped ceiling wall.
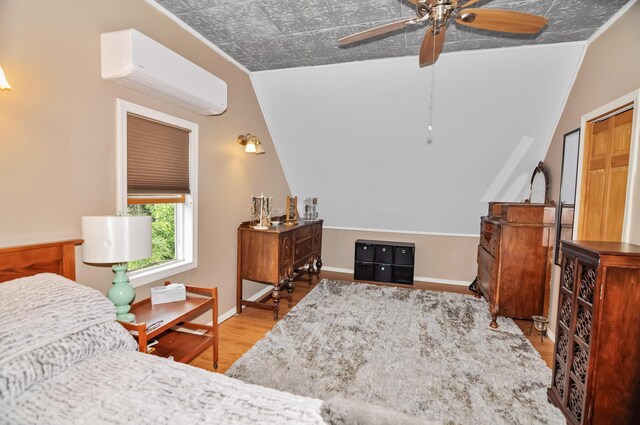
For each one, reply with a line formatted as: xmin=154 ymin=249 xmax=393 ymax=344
xmin=253 ymin=43 xmax=584 ymax=235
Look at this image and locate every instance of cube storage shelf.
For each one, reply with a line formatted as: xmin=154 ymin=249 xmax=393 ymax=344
xmin=354 ymin=239 xmax=415 ymax=285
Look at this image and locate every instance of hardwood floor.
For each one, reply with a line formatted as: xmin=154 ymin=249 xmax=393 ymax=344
xmin=190 ymin=270 xmax=554 ymax=373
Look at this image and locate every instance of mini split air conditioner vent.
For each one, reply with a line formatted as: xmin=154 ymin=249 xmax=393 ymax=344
xmin=101 ymin=29 xmax=227 ymax=116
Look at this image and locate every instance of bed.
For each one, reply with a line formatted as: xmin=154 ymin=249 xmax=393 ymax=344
xmin=0 ymin=240 xmax=423 ymax=425
xmin=0 ymin=240 xmax=329 ymax=425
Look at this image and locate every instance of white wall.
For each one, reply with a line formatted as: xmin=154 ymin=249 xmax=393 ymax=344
xmin=253 ymin=43 xmax=584 ymax=235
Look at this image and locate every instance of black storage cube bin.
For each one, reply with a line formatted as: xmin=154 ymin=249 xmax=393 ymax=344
xmin=375 ymin=245 xmax=394 ymax=263
xmin=354 ymin=262 xmax=374 ymax=281
xmin=394 ymin=246 xmax=414 ymax=266
xmin=354 ymin=239 xmax=415 ymax=285
xmin=355 ymin=242 xmax=375 ymax=262
xmin=373 ymin=264 xmax=393 ymax=282
xmin=393 ymin=266 xmax=414 ymax=284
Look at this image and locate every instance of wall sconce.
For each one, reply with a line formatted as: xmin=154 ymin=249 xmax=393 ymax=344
xmin=0 ymin=66 xmax=12 ymax=90
xmin=237 ymin=134 xmax=265 ymax=155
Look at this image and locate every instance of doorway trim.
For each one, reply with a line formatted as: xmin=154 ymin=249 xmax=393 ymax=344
xmin=574 ymin=88 xmax=640 ymax=244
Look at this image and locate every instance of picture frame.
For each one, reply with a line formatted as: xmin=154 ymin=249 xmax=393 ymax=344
xmin=285 ymin=196 xmax=298 ymax=226
xmin=554 ymin=128 xmax=581 ymax=266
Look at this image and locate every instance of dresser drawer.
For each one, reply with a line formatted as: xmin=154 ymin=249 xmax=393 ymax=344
xmin=373 ymin=264 xmax=393 ymax=282
xmin=355 ymin=242 xmax=375 ymax=262
xmin=480 ymin=220 xmax=499 ymax=258
xmin=294 ymin=225 xmax=312 ymax=241
xmin=374 ymin=245 xmax=393 ymax=264
xmin=294 ymin=238 xmax=313 ymax=261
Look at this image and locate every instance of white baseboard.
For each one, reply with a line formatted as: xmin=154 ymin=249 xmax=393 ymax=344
xmin=210 ymin=285 xmax=273 ymax=326
xmin=217 ymin=307 xmax=237 ymax=324
xmin=546 ymin=328 xmax=556 ymax=343
xmin=321 ymin=266 xmax=470 ymax=287
xmin=321 ymin=266 xmax=353 ymax=274
xmin=413 ymin=276 xmax=470 ymax=287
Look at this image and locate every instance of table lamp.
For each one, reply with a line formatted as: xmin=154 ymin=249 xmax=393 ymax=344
xmin=82 ymin=215 xmax=152 ymax=322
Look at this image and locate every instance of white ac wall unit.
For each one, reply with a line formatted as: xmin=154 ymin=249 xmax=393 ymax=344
xmin=101 ymin=29 xmax=227 ymax=116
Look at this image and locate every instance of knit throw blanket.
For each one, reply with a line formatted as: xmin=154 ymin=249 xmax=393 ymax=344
xmin=0 ymin=273 xmax=116 ymax=365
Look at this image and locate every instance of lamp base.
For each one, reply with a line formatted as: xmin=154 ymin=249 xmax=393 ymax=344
xmin=117 ymin=312 xmax=136 ymax=322
xmin=108 ymin=264 xmax=136 ymax=323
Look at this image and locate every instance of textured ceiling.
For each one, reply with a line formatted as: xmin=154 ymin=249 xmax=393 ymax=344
xmin=154 ymin=0 xmax=630 ymax=71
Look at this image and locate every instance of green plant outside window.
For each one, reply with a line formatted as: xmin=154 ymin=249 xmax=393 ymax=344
xmin=127 ymin=203 xmax=177 ymax=270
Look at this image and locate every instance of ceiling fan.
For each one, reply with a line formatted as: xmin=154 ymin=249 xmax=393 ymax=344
xmin=338 ymin=0 xmax=549 ymax=67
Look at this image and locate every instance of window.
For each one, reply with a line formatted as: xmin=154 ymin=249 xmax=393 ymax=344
xmin=116 ymin=100 xmax=198 ymax=287
xmin=127 ymin=202 xmax=177 ymax=269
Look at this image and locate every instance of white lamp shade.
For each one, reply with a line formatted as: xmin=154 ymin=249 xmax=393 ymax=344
xmin=82 ymin=216 xmax=152 ymax=263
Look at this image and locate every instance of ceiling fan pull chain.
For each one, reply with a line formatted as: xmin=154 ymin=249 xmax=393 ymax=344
xmin=428 ymin=30 xmax=435 ymax=131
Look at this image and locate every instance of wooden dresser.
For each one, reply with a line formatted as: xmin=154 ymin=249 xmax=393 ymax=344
xmin=236 ymin=219 xmax=323 ymax=319
xmin=476 ymin=202 xmax=555 ymax=328
xmin=548 ymin=241 xmax=640 ymax=425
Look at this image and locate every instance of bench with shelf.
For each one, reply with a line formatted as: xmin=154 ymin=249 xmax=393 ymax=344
xmin=119 ymin=283 xmax=218 ymax=369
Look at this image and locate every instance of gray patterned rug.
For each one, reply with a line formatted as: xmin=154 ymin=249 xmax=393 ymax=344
xmin=227 ymin=280 xmax=564 ymax=425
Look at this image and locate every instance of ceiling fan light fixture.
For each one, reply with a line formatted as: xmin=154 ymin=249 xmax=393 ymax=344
xmin=459 ymin=13 xmax=476 ymax=23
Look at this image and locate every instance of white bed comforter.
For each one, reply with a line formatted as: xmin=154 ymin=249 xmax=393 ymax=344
xmin=0 ymin=274 xmax=324 ymax=425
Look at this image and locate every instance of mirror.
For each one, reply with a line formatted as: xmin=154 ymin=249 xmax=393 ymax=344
xmin=525 ymin=161 xmax=551 ymax=204
xmin=554 ymin=129 xmax=581 ymax=265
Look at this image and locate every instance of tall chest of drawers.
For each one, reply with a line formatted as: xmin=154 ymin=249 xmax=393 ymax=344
xmin=476 ymin=202 xmax=555 ymax=327
xmin=548 ymin=241 xmax=640 ymax=424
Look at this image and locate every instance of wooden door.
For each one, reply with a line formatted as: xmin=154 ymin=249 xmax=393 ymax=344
xmin=579 ymin=108 xmax=633 ymax=241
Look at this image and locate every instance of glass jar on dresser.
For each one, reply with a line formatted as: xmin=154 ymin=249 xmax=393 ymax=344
xmin=548 ymin=240 xmax=640 ymax=424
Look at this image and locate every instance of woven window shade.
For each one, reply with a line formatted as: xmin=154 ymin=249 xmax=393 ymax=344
xmin=127 ymin=114 xmax=190 ymax=195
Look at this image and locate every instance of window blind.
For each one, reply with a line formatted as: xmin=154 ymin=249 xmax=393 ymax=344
xmin=127 ymin=114 xmax=190 ymax=196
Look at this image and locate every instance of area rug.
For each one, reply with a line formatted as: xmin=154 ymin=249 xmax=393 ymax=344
xmin=226 ymin=280 xmax=564 ymax=425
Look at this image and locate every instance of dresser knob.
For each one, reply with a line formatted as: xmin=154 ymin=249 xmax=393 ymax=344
xmin=402 ymin=249 xmax=406 ymax=254
xmin=363 ymin=246 xmax=367 ymax=250
xmin=381 ymin=267 xmax=385 ymax=271
xmin=382 ymin=248 xmax=386 ymax=252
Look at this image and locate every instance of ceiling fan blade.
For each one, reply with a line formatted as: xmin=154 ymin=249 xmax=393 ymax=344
xmin=419 ymin=25 xmax=446 ymax=67
xmin=459 ymin=0 xmax=482 ymax=8
xmin=338 ymin=18 xmax=417 ymax=46
xmin=455 ymin=9 xmax=548 ymax=34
